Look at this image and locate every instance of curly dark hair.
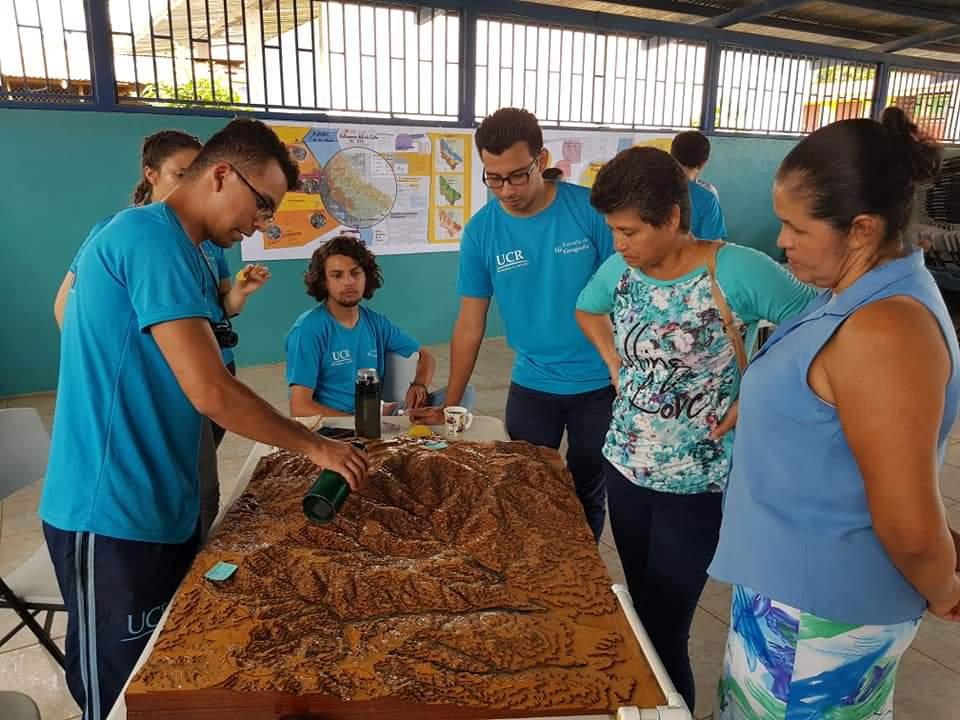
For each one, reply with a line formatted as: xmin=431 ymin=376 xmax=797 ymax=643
xmin=591 ymin=146 xmax=691 ymax=233
xmin=305 ymin=235 xmax=384 ymax=302
xmin=187 ymin=117 xmax=299 ymax=190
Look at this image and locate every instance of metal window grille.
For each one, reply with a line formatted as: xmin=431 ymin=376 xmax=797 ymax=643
xmin=109 ymin=0 xmax=460 ymax=120
xmin=5 ymin=1 xmax=960 ymax=147
xmin=475 ymin=16 xmax=706 ymax=130
xmin=0 ymin=0 xmax=93 ymax=104
xmin=715 ymin=45 xmax=875 ymax=136
xmin=886 ymin=67 xmax=960 ymax=144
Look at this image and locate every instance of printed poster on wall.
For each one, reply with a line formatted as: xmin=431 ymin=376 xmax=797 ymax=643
xmin=541 ymin=128 xmax=674 ymax=188
xmin=242 ymin=122 xmax=672 ymax=261
xmin=242 ymin=121 xmax=485 ymax=261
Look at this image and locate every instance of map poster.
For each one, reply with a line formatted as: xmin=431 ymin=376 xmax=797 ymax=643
xmin=242 ymin=122 xmax=484 ymax=261
xmin=541 ymin=129 xmax=674 ymax=188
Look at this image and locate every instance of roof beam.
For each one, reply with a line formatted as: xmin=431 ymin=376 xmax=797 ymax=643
xmin=872 ymin=25 xmax=960 ymax=53
xmin=595 ymin=0 xmax=891 ymax=45
xmin=422 ymin=1 xmax=960 ymax=71
xmin=832 ymin=0 xmax=960 ymax=25
xmin=697 ymin=0 xmax=813 ymax=29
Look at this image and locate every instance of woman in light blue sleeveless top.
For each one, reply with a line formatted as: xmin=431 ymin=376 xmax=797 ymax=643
xmin=710 ymin=108 xmax=960 ymax=720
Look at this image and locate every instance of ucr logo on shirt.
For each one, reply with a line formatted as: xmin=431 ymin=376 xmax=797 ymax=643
xmin=332 ymin=350 xmax=353 ymax=367
xmin=495 ymin=250 xmax=528 ymax=273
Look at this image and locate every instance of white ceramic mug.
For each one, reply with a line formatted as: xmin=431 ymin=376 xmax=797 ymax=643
xmin=443 ymin=406 xmax=473 ymax=436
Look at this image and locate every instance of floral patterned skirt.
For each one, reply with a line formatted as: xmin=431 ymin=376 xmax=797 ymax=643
xmin=714 ymin=585 xmax=920 ymax=720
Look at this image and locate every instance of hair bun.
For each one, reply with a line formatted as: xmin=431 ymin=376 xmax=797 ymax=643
xmin=881 ymin=106 xmax=914 ymax=137
xmin=881 ymin=106 xmax=942 ymax=183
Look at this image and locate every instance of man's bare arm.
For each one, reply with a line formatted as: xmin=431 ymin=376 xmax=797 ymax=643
xmin=289 ymin=385 xmax=351 ymax=418
xmin=152 ymin=318 xmax=367 ymax=488
xmin=445 ymin=297 xmax=490 ymax=406
xmin=54 ymin=271 xmax=74 ymax=329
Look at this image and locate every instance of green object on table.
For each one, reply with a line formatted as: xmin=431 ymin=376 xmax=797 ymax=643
xmin=302 ymin=469 xmax=351 ymax=524
xmin=204 ymin=561 xmax=238 ymax=582
xmin=302 ymin=441 xmax=365 ymax=524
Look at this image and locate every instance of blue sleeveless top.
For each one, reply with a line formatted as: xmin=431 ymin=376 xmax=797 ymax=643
xmin=710 ymin=250 xmax=960 ymax=624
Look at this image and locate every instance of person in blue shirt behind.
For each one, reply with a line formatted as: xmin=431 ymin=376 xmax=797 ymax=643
xmin=40 ymin=119 xmax=367 ymax=720
xmin=196 ymin=240 xmax=272 ymax=446
xmin=409 ymin=108 xmax=615 ymax=543
xmin=671 ymin=130 xmax=727 ymax=241
xmin=53 ymin=130 xmax=203 ymax=328
xmin=710 ymin=108 xmax=960 ymax=720
xmin=285 ymin=234 xmax=472 ymax=417
xmin=575 ymin=146 xmax=813 ymax=714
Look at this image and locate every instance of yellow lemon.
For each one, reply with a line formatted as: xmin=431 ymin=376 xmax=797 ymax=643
xmin=407 ymin=424 xmax=432 ymax=438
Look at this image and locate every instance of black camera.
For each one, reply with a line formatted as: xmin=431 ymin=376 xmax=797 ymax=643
xmin=212 ymin=321 xmax=238 ymax=349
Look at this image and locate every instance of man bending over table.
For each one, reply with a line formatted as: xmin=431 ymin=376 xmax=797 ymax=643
xmin=40 ymin=119 xmax=366 ymax=720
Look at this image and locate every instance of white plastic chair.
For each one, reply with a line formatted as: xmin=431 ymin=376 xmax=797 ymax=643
xmin=382 ymin=351 xmax=477 ymax=411
xmin=382 ymin=351 xmax=420 ymax=403
xmin=0 ymin=408 xmax=66 ymax=668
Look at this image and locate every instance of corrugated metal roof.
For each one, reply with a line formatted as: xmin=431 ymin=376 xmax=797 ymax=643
xmin=520 ymin=0 xmax=960 ymax=61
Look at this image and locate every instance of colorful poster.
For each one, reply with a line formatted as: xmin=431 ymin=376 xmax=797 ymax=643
xmin=243 ymin=122 xmax=484 ymax=261
xmin=243 ymin=123 xmax=673 ymax=261
xmin=541 ymin=129 xmax=673 ymax=188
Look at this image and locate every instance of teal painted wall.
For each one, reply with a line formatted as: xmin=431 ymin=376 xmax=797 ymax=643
xmin=0 ymin=109 xmax=795 ymax=397
xmin=706 ymin=135 xmax=797 ymax=259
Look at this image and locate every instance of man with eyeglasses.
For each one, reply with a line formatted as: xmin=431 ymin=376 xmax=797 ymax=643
xmin=410 ymin=107 xmax=615 ymax=543
xmin=40 ymin=118 xmax=367 ymax=720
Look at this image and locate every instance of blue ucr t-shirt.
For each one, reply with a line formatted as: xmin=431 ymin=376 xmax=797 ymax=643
xmin=285 ymin=304 xmax=420 ymax=413
xmin=199 ymin=240 xmax=234 ymax=365
xmin=71 ymin=218 xmax=233 ymax=364
xmin=68 ymin=214 xmax=115 ymax=274
xmin=456 ymin=182 xmax=614 ymax=394
xmin=689 ymin=179 xmax=727 ymax=241
xmin=40 ymin=203 xmax=213 ymax=544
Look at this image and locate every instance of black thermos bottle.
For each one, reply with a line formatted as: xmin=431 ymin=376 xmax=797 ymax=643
xmin=355 ymin=368 xmax=381 ymax=439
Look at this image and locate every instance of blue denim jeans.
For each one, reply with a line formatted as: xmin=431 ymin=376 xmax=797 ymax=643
xmin=504 ymin=382 xmax=614 ymax=542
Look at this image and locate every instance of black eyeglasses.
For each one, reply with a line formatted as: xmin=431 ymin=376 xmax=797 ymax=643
xmin=229 ymin=164 xmax=276 ymax=221
xmin=482 ymin=155 xmax=541 ymax=189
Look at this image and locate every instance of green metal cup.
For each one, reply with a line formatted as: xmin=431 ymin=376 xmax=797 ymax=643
xmin=303 ymin=469 xmax=350 ymax=524
xmin=302 ymin=441 xmax=365 ymax=524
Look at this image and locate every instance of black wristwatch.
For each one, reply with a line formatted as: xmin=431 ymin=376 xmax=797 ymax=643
xmin=409 ymin=382 xmax=428 ymax=392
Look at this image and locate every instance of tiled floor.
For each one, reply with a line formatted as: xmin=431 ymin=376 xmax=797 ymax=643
xmin=3 ymin=337 xmax=960 ymax=719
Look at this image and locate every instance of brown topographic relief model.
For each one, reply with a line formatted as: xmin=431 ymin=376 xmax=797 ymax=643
xmin=126 ymin=438 xmax=663 ymax=719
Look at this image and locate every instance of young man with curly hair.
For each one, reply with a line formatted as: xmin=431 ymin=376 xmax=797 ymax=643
xmin=285 ymin=235 xmax=473 ymax=417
